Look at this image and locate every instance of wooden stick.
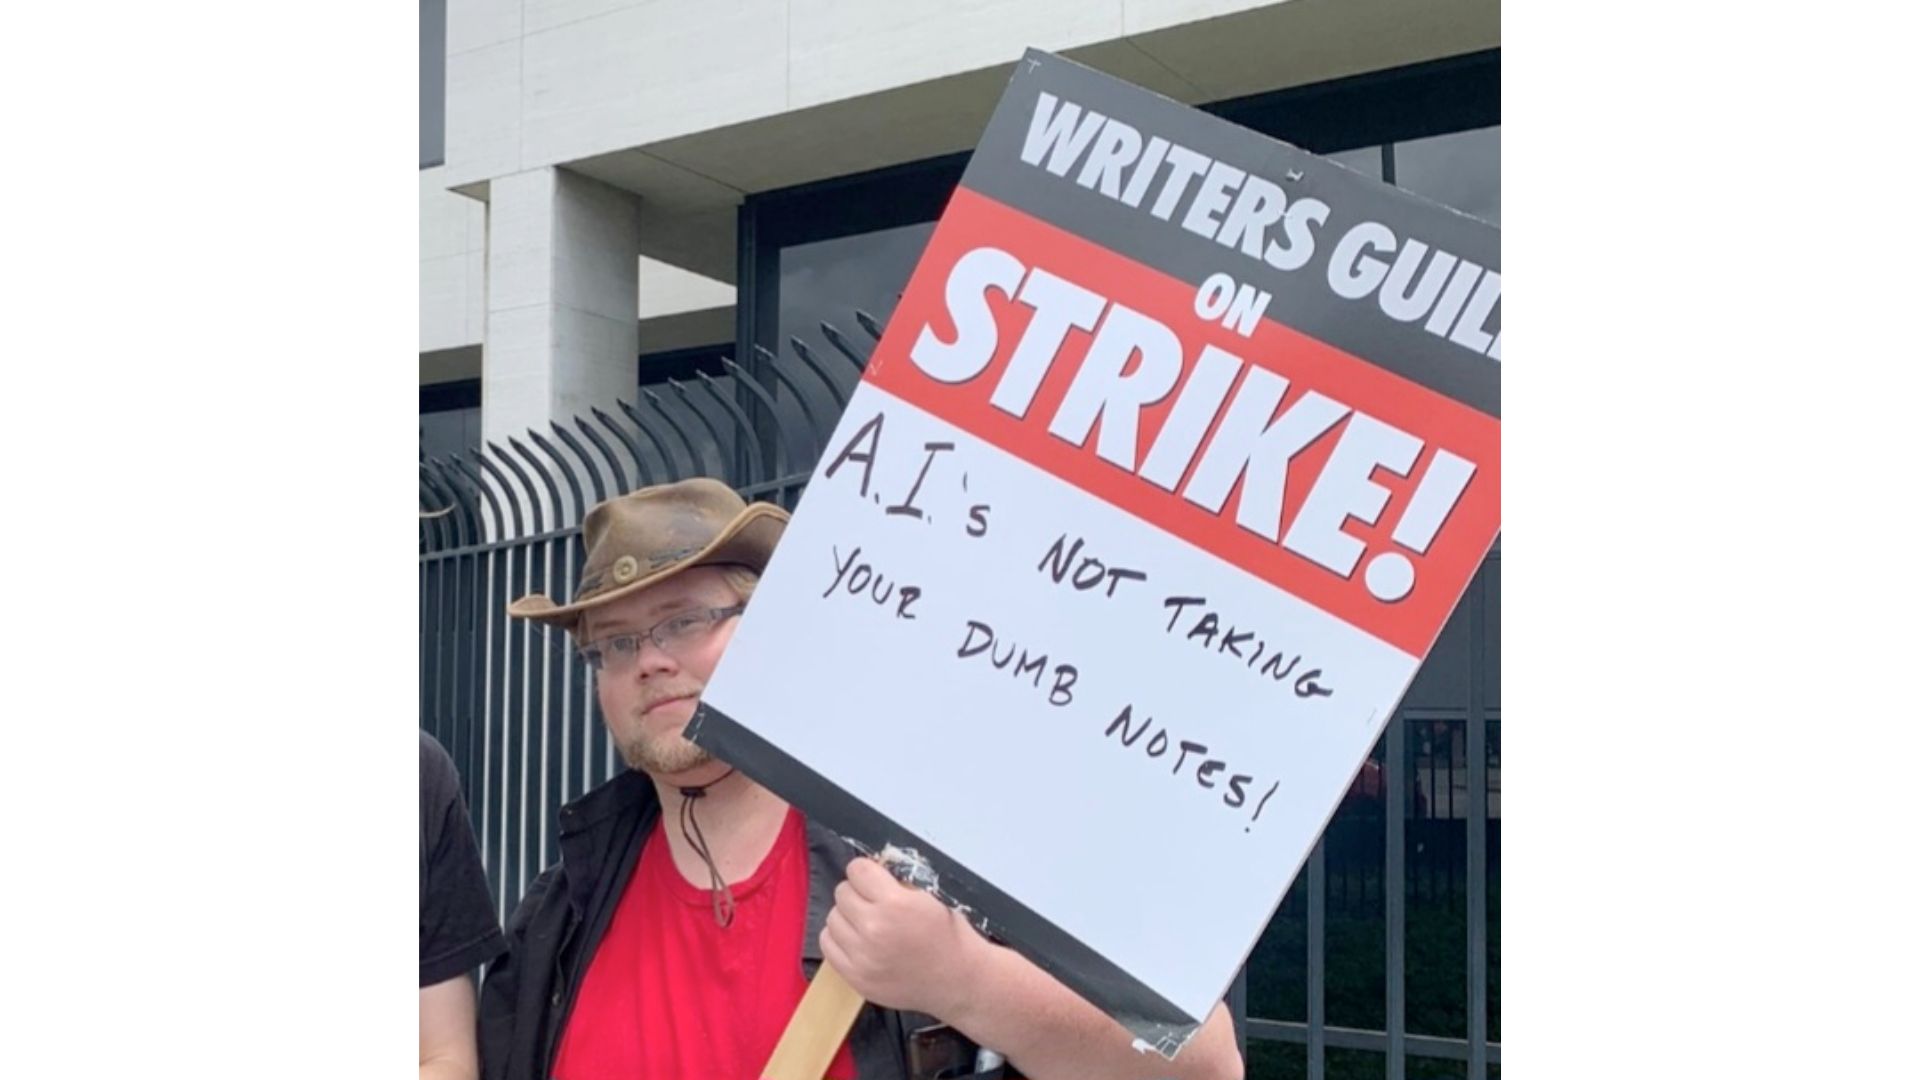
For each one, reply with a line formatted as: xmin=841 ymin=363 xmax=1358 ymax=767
xmin=761 ymin=962 xmax=866 ymax=1080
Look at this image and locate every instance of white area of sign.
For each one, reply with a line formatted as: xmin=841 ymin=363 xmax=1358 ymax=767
xmin=703 ymin=383 xmax=1421 ymax=1025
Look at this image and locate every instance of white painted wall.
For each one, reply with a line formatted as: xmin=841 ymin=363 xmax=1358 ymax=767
xmin=420 ymin=167 xmax=487 ymax=353
xmin=421 ymin=171 xmax=736 ymax=361
xmin=442 ymin=0 xmax=1198 ymax=189
xmin=639 ymin=257 xmax=734 ymax=321
xmin=440 ymin=0 xmax=1498 ymax=195
xmin=482 ymin=167 xmax=644 ymax=448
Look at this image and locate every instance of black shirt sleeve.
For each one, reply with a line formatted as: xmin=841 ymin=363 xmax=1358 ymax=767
xmin=421 ymin=731 xmax=507 ymax=987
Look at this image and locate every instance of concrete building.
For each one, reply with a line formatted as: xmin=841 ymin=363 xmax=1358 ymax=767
xmin=419 ymin=0 xmax=1499 ymax=464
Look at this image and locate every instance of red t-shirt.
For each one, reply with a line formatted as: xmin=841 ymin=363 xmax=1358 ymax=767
xmin=551 ymin=807 xmax=858 ymax=1080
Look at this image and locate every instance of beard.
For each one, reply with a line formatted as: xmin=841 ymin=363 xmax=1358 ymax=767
xmin=617 ymin=726 xmax=713 ymax=775
xmin=614 ymin=686 xmax=713 ymax=776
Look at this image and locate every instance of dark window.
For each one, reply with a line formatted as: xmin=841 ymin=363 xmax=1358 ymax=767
xmin=739 ymin=152 xmax=967 ymax=372
xmin=1392 ymin=126 xmax=1500 ymax=226
xmin=419 ymin=379 xmax=478 ymax=461
xmin=638 ymin=343 xmax=731 ymax=384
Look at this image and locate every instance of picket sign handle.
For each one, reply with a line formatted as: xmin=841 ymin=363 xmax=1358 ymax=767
xmin=761 ymin=961 xmax=866 ymax=1080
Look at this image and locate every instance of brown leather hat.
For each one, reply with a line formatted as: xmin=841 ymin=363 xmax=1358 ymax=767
xmin=507 ymin=477 xmax=788 ymax=633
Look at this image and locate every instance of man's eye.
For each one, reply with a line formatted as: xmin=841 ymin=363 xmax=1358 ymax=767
xmin=663 ymin=613 xmax=705 ymax=637
xmin=610 ymin=635 xmax=642 ymax=655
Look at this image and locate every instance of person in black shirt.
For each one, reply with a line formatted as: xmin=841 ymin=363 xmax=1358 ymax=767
xmin=421 ymin=731 xmax=507 ymax=1080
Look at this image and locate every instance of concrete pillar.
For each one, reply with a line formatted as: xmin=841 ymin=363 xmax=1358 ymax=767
xmin=482 ymin=167 xmax=641 ymax=454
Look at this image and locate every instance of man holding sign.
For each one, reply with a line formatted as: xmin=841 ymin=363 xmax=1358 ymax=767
xmin=476 ymin=478 xmax=1243 ymax=1080
xmin=687 ymin=47 xmax=1496 ymax=1066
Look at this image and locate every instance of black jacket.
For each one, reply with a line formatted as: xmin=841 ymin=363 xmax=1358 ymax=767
xmin=477 ymin=769 xmax=995 ymax=1080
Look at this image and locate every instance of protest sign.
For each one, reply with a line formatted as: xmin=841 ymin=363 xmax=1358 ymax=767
xmin=691 ymin=47 xmax=1500 ymax=1057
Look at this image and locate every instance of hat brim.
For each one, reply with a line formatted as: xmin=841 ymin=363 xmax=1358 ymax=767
xmin=505 ymin=503 xmax=788 ymax=632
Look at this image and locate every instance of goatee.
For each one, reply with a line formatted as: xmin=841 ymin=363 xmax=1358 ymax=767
xmin=620 ymin=732 xmax=714 ymax=776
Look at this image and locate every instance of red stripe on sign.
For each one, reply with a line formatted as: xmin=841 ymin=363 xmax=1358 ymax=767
xmin=862 ymin=187 xmax=1500 ymax=660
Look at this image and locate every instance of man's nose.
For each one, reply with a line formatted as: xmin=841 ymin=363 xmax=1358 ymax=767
xmin=631 ymin=637 xmax=678 ymax=679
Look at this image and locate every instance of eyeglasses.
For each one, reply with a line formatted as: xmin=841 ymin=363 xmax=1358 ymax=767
xmin=579 ymin=604 xmax=746 ymax=674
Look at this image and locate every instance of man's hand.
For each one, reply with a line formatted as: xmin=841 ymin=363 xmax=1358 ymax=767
xmin=821 ymin=857 xmax=1244 ymax=1080
xmin=818 ymin=856 xmax=986 ymax=1018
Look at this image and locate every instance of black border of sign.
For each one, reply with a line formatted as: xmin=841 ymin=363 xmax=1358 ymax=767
xmin=687 ymin=700 xmax=1206 ymax=1056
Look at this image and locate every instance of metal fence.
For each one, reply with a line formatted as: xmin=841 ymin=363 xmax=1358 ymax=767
xmin=419 ymin=314 xmax=1499 ymax=1079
